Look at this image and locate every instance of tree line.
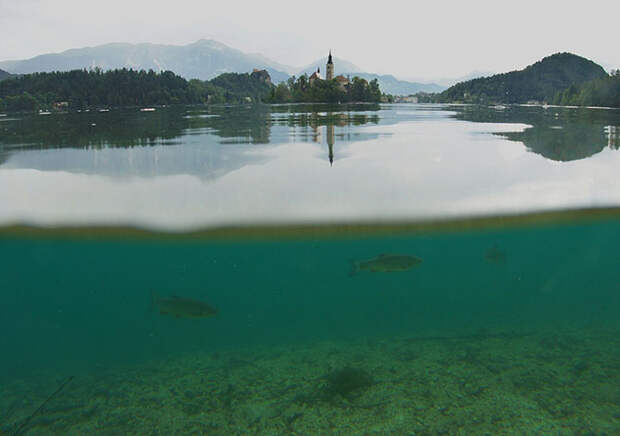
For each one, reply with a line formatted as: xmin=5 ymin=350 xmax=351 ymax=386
xmin=0 ymin=68 xmax=274 ymax=112
xmin=265 ymin=75 xmax=383 ymax=103
xmin=553 ymin=70 xmax=620 ymax=108
xmin=0 ymin=68 xmax=386 ymax=112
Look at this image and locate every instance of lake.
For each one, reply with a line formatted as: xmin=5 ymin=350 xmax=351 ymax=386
xmin=1 ymin=103 xmax=619 ymax=435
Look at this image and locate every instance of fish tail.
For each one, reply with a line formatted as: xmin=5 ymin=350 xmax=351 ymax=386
xmin=348 ymin=259 xmax=359 ymax=277
xmin=149 ymin=291 xmax=159 ymax=313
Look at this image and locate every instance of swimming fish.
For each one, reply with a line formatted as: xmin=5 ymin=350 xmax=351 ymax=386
xmin=349 ymin=253 xmax=423 ymax=275
xmin=151 ymin=293 xmax=218 ymax=319
xmin=485 ymin=245 xmax=506 ymax=263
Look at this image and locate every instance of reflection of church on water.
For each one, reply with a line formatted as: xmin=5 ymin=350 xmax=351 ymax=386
xmin=606 ymin=125 xmax=618 ymax=150
xmin=312 ymin=124 xmax=336 ymax=165
xmin=309 ymin=112 xmax=382 ymax=165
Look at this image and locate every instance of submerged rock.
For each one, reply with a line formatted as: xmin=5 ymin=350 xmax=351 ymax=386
xmin=323 ymin=366 xmax=374 ymax=398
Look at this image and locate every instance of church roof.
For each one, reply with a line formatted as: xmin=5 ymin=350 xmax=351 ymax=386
xmin=327 ymin=50 xmax=333 ymax=65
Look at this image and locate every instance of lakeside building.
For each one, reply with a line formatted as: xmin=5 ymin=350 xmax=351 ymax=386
xmin=308 ymin=51 xmax=350 ymax=90
xmin=326 ymin=51 xmax=334 ymax=80
xmin=309 ymin=68 xmax=322 ymax=85
xmin=393 ymin=95 xmax=418 ymax=103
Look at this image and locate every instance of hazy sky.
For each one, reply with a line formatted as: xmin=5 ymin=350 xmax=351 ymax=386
xmin=1 ymin=0 xmax=618 ymax=81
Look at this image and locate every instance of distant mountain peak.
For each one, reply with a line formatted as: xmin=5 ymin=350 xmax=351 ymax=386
xmin=0 ymin=40 xmax=292 ymax=83
xmin=0 ymin=68 xmax=13 ymax=81
xmin=190 ymin=39 xmax=231 ymax=50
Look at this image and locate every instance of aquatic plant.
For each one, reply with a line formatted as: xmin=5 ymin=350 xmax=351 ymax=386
xmin=11 ymin=376 xmax=74 ymax=436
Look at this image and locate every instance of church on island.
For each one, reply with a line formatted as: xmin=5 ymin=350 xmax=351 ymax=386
xmin=308 ymin=51 xmax=350 ymax=90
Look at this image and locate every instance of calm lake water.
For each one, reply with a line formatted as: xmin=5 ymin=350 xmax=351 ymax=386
xmin=0 ymin=104 xmax=619 ymax=435
xmin=1 ymin=104 xmax=619 ymax=228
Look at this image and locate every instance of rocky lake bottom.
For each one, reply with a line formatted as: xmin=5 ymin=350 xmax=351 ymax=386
xmin=2 ymin=326 xmax=619 ymax=436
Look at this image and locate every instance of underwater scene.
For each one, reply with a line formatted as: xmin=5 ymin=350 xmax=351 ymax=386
xmin=1 ymin=104 xmax=619 ymax=435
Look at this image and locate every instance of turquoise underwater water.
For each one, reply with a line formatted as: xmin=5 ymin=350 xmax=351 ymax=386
xmin=1 ymin=103 xmax=619 ymax=433
xmin=2 ymin=216 xmax=619 ymax=381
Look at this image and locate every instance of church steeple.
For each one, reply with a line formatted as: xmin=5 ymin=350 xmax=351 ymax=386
xmin=326 ymin=50 xmax=334 ymax=80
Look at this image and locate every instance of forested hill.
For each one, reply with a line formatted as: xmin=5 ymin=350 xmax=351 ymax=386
xmin=438 ymin=53 xmax=608 ymax=104
xmin=554 ymin=70 xmax=620 ymax=108
xmin=0 ymin=68 xmax=274 ymax=111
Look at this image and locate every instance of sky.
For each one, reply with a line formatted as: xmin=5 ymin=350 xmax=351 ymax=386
xmin=1 ymin=0 xmax=619 ymax=81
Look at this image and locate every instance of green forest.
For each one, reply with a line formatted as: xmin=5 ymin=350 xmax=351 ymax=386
xmin=266 ymin=75 xmax=383 ymax=103
xmin=438 ymin=53 xmax=609 ymax=105
xmin=553 ymin=70 xmax=620 ymax=107
xmin=0 ymin=68 xmax=384 ymax=112
xmin=0 ymin=68 xmax=275 ymax=111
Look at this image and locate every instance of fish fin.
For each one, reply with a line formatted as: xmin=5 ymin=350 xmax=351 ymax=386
xmin=348 ymin=259 xmax=359 ymax=277
xmin=149 ymin=291 xmax=159 ymax=314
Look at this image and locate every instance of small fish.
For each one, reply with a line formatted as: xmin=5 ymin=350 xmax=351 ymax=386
xmin=151 ymin=293 xmax=218 ymax=319
xmin=485 ymin=245 xmax=506 ymax=263
xmin=349 ymin=253 xmax=423 ymax=276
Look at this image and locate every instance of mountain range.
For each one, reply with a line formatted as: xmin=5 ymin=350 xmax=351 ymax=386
xmin=0 ymin=40 xmax=291 ymax=83
xmin=295 ymin=58 xmax=443 ymax=94
xmin=0 ymin=69 xmax=12 ymax=81
xmin=0 ymin=40 xmax=444 ymax=95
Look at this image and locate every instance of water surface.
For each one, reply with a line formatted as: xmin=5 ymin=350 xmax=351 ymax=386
xmin=1 ymin=103 xmax=618 ymax=228
xmin=1 ymin=104 xmax=619 ymax=435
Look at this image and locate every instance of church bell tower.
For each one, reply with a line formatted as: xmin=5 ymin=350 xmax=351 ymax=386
xmin=326 ymin=50 xmax=334 ymax=80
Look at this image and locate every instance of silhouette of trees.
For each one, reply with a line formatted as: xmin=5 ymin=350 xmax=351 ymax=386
xmin=0 ymin=68 xmax=274 ymax=111
xmin=266 ymin=75 xmax=382 ymax=103
xmin=554 ymin=73 xmax=620 ymax=108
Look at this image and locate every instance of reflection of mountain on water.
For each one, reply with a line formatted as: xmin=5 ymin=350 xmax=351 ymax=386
xmin=453 ymin=105 xmax=620 ymax=161
xmin=0 ymin=151 xmax=9 ymax=166
xmin=0 ymin=104 xmax=392 ymax=175
xmin=2 ymin=143 xmax=270 ymax=180
xmin=503 ymin=124 xmax=606 ymax=162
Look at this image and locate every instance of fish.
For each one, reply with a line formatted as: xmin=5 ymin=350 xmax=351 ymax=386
xmin=485 ymin=245 xmax=506 ymax=263
xmin=151 ymin=293 xmax=218 ymax=319
xmin=349 ymin=253 xmax=423 ymax=275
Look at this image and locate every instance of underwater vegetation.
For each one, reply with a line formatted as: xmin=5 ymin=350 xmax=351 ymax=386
xmin=1 ymin=327 xmax=612 ymax=435
xmin=7 ymin=376 xmax=74 ymax=436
